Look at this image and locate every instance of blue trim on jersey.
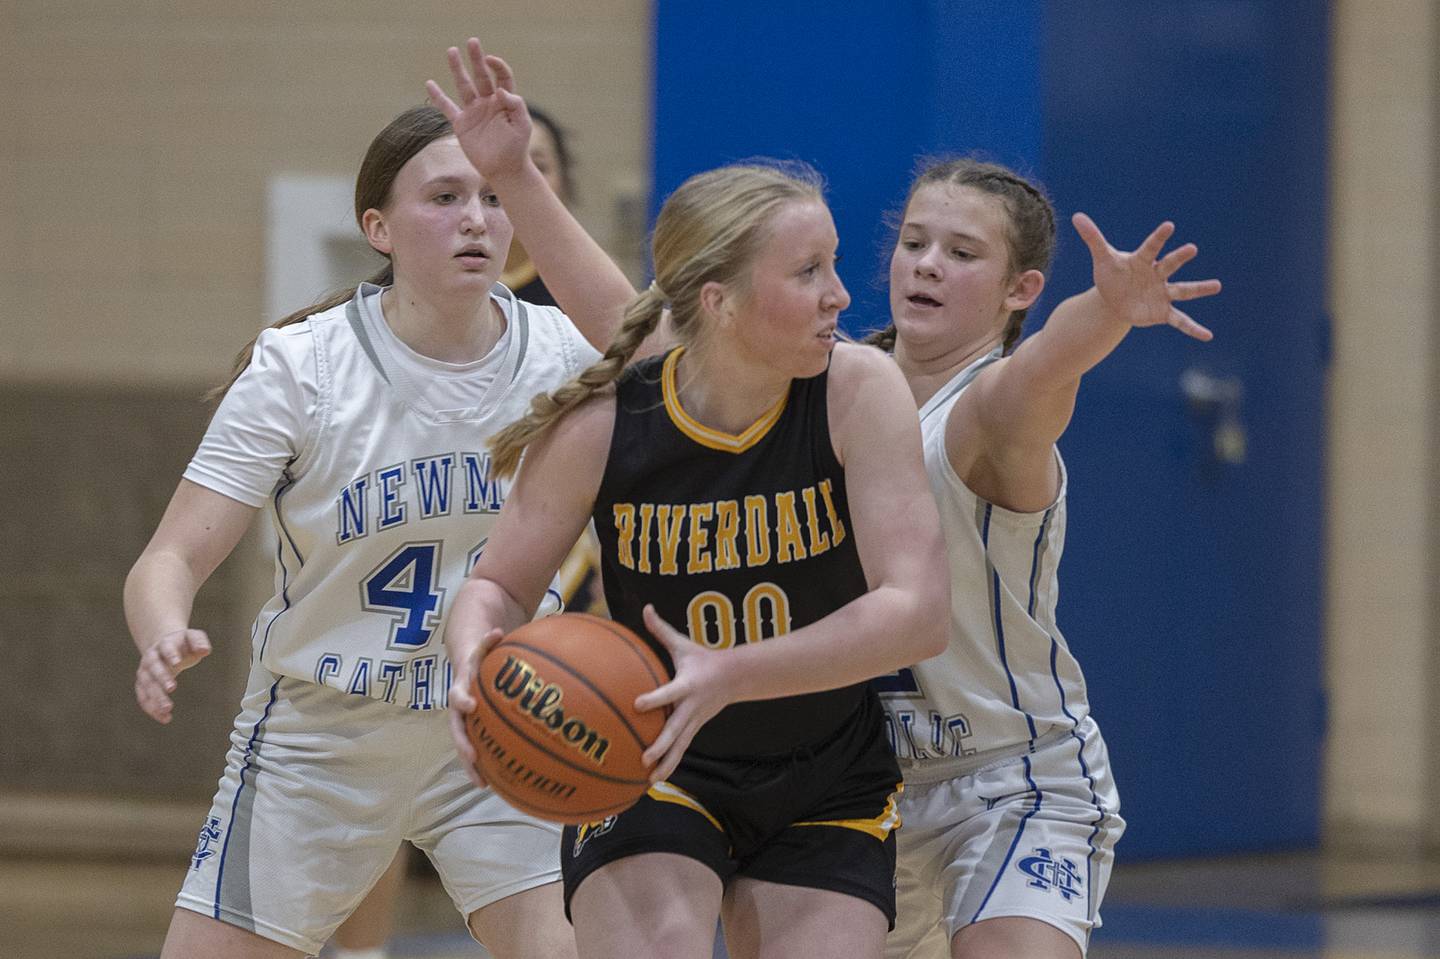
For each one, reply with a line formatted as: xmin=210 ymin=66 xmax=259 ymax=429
xmin=256 ymin=477 xmax=299 ymax=662
xmin=984 ymin=503 xmax=1038 ymax=740
xmin=1032 ymin=505 xmax=1110 ymax=923
xmin=971 ymin=753 xmax=1044 ymax=923
xmin=213 ymin=678 xmax=281 ymax=917
xmin=273 ymin=470 xmax=306 ymax=568
xmin=1025 ymin=506 xmax=1053 ymax=620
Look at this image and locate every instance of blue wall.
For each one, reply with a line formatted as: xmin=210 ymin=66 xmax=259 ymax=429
xmin=653 ymin=0 xmax=1327 ymax=858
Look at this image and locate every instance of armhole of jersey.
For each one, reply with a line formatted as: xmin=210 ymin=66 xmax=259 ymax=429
xmin=287 ymin=317 xmax=328 ymax=477
xmin=816 ymin=364 xmax=846 ymax=473
xmin=510 ymin=296 xmax=532 ymax=383
xmin=938 ymin=393 xmax=1065 ymax=525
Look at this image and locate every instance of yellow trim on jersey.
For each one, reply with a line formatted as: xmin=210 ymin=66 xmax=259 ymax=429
xmin=662 ymin=348 xmax=788 ymax=453
xmin=646 ymin=780 xmax=725 ymax=834
xmin=793 ymin=783 xmax=904 ymax=841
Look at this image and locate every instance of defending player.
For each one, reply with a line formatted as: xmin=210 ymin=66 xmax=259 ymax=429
xmin=123 ymin=101 xmax=632 ymax=958
xmin=871 ymin=159 xmax=1220 ymax=959
xmin=430 ymin=40 xmax=949 ymax=959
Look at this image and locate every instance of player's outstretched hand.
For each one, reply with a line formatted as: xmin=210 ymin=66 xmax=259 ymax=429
xmin=426 ymin=37 xmax=532 ymax=184
xmin=134 ymin=628 xmax=211 ymax=724
xmin=633 ymin=604 xmax=733 ymax=785
xmin=448 ymin=626 xmax=507 ymax=788
xmin=1072 ymin=212 xmax=1222 ymax=341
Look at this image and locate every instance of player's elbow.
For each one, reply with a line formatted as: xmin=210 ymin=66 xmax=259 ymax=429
xmin=892 ymin=568 xmax=950 ymax=662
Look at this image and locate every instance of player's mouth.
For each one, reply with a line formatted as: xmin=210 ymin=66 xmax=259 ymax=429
xmin=906 ymin=292 xmax=943 ymax=309
xmin=456 ymin=245 xmax=491 ymax=264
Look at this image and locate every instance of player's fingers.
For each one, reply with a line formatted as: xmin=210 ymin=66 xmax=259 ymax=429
xmin=467 ymin=38 xmax=496 ymax=97
xmin=179 ymin=633 xmax=212 ymax=666
xmin=449 ymin=678 xmax=477 ymax=713
xmin=445 ymin=46 xmax=478 ymax=102
xmin=641 ymin=604 xmax=687 ymax=649
xmin=1167 ymin=308 xmax=1214 ymax=341
xmin=486 ymin=54 xmax=516 ymax=94
xmin=450 ymin=708 xmax=478 ymax=763
xmin=1167 ymin=279 xmax=1222 ymax=301
xmin=143 ymin=654 xmax=178 ymax=691
xmin=1070 ymin=212 xmax=1110 ymax=257
xmin=476 ymin=627 xmax=506 ymax=659
xmin=641 ymin=704 xmax=687 ymax=767
xmin=1156 ymin=242 xmax=1198 ymax=278
xmin=1137 ymin=220 xmax=1176 ymax=260
xmin=634 ymin=678 xmax=681 ymax=713
xmin=651 ymin=720 xmax=699 ymax=783
xmin=425 ymin=80 xmax=462 ymax=122
xmin=136 ymin=677 xmax=174 ymax=722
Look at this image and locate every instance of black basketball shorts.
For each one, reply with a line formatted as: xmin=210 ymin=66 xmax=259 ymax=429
xmin=561 ymin=692 xmax=902 ymax=927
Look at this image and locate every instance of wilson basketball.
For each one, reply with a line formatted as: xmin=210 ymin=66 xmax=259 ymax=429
xmin=463 ymin=612 xmax=671 ymax=824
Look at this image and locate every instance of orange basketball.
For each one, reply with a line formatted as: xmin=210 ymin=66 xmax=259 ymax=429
xmin=463 ymin=612 xmax=671 ymax=824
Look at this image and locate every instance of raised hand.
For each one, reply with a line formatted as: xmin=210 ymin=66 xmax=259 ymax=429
xmin=632 ymin=605 xmax=733 ymax=785
xmin=426 ymin=37 xmax=532 ymax=183
xmin=1072 ymin=212 xmax=1223 ymax=341
xmin=134 ymin=628 xmax=211 ymax=723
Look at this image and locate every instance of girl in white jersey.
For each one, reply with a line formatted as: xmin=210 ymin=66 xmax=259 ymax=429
xmin=870 ymin=159 xmax=1220 ymax=959
xmin=123 ymin=103 xmax=633 ymax=959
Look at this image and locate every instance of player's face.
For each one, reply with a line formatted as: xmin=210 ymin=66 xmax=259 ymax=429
xmin=528 ymin=123 xmax=566 ymax=201
xmin=369 ymin=136 xmax=514 ymax=297
xmin=889 ymin=183 xmax=1017 ymax=353
xmin=731 ymin=200 xmax=850 ymax=378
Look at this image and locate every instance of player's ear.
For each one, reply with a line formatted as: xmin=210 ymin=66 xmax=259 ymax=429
xmin=362 ymin=208 xmax=392 ymax=256
xmin=1004 ymin=269 xmax=1045 ymax=312
xmin=699 ymin=280 xmax=733 ymax=326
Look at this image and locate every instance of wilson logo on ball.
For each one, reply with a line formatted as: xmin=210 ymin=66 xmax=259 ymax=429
xmin=491 ymin=654 xmax=612 ymax=765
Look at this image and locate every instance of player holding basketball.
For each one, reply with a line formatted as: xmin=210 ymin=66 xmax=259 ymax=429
xmin=123 ymin=101 xmax=633 ymax=958
xmin=871 ymin=160 xmax=1219 ymax=959
xmin=430 ymin=41 xmax=948 ymax=959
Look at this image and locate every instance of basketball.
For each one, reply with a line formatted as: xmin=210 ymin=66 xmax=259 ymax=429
xmin=463 ymin=612 xmax=671 ymax=824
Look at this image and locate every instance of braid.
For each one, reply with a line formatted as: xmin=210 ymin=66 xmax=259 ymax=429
xmin=488 ymin=287 xmax=666 ymax=478
xmin=863 ymin=324 xmax=898 ymax=353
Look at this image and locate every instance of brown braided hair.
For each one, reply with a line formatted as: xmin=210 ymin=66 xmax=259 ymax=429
xmin=866 ymin=157 xmax=1056 ymax=356
xmin=488 ymin=161 xmax=827 ymax=478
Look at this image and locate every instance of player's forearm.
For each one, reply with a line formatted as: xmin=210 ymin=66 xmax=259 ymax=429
xmin=1007 ymin=289 xmax=1131 ymax=394
xmin=490 ymin=163 xmax=635 ymax=351
xmin=123 ymin=550 xmax=201 ymax=654
xmin=719 ymin=581 xmax=948 ymax=703
xmin=976 ymin=289 xmax=1130 ymax=448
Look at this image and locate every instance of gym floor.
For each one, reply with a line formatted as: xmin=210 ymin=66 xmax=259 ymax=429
xmin=7 ymin=848 xmax=1440 ymax=959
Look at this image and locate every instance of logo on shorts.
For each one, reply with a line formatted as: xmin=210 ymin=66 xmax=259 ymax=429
xmin=572 ymin=816 xmax=616 ymax=857
xmin=1017 ymin=847 xmax=1083 ymax=902
xmin=191 ymin=817 xmax=224 ymax=870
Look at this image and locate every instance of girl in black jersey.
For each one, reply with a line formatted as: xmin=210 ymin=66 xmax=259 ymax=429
xmin=431 ymin=41 xmax=949 ymax=959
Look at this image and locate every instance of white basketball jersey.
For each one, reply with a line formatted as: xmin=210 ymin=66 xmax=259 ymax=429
xmin=879 ymin=349 xmax=1091 ymax=763
xmin=185 ymin=284 xmax=599 ymax=709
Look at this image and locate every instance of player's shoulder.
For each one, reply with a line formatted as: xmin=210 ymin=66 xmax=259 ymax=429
xmin=517 ymin=298 xmax=576 ymax=341
xmin=249 ymin=317 xmax=320 ymax=372
xmin=827 ymin=339 xmax=908 ymax=396
xmin=552 ymin=388 xmax=617 ymax=445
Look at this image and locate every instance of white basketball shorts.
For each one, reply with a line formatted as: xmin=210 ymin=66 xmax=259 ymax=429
xmin=886 ymin=716 xmax=1124 ymax=958
xmin=177 ymin=663 xmax=562 ymax=955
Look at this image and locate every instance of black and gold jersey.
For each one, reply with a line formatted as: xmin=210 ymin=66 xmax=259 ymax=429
xmin=594 ymin=347 xmax=871 ymax=758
